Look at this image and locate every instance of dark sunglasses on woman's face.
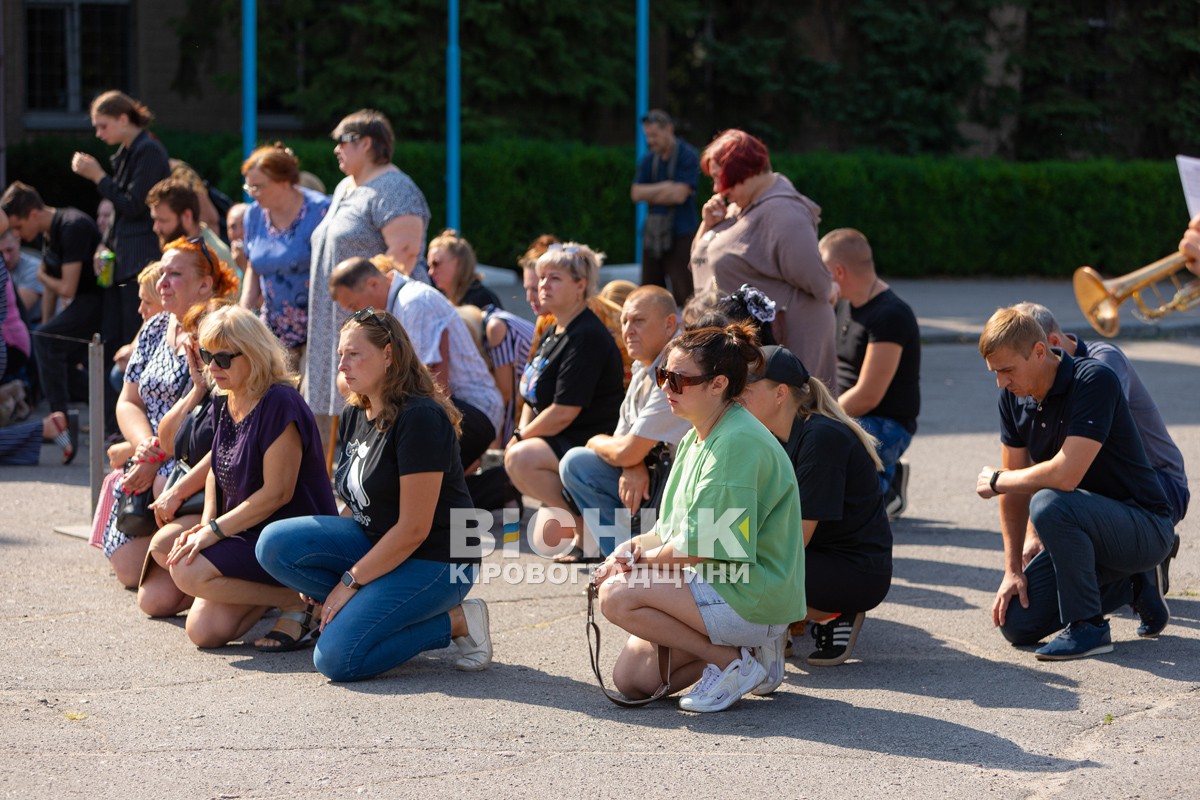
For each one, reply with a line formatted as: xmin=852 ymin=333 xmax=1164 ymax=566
xmin=198 ymin=348 xmax=244 ymax=369
xmin=656 ymin=366 xmax=714 ymax=394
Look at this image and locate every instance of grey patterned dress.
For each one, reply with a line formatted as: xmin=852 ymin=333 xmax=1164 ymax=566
xmin=304 ymin=169 xmax=431 ymax=416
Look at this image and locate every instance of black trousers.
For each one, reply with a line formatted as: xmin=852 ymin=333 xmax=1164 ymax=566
xmin=640 ymin=234 xmax=695 ymax=307
xmin=451 ymin=395 xmax=497 ymax=470
xmin=34 ymin=296 xmax=103 ymax=415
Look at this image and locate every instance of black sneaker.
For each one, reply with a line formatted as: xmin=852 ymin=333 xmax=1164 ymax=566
xmin=885 ymin=462 xmax=909 ymax=520
xmin=1161 ymin=533 xmax=1181 ymax=596
xmin=1132 ymin=561 xmax=1171 ymax=638
xmin=807 ymin=612 xmax=865 ymax=666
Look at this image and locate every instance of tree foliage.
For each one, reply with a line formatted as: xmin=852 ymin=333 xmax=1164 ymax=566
xmin=167 ymin=0 xmax=1199 ymax=159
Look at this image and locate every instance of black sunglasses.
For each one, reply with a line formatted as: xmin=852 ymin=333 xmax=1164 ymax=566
xmin=656 ymin=366 xmax=714 ymax=394
xmin=334 ymin=132 xmax=362 ymax=144
xmin=188 ymin=235 xmax=216 ymax=272
xmin=198 ymin=348 xmax=243 ymax=369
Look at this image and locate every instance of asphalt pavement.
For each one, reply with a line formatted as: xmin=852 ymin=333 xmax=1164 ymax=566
xmin=3 ymin=276 xmax=1200 ymax=799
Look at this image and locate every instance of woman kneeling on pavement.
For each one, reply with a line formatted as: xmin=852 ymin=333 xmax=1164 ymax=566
xmin=256 ymin=309 xmax=490 ymax=682
xmin=738 ymin=346 xmax=893 ymax=666
xmin=165 ymin=305 xmax=337 ymax=649
xmin=593 ymin=323 xmax=804 ymax=713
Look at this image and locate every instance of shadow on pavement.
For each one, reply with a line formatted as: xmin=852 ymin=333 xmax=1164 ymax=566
xmin=890 ymin=518 xmax=1002 ymax=551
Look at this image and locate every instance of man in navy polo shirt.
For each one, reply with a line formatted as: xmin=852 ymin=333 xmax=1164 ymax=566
xmin=975 ymin=307 xmax=1175 ymax=661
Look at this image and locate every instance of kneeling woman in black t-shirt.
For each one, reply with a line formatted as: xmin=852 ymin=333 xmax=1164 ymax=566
xmin=258 ymin=309 xmax=489 ymax=681
xmin=738 ymin=345 xmax=893 ymax=667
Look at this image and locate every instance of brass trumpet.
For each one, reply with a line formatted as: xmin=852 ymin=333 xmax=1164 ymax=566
xmin=1073 ymin=252 xmax=1200 ymax=337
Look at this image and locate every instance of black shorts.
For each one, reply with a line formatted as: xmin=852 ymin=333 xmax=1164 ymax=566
xmin=806 ymin=548 xmax=891 ymax=614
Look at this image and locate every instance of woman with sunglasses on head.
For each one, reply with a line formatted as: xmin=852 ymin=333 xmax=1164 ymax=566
xmin=164 ymin=305 xmax=336 ymax=650
xmin=592 ymin=323 xmax=804 ymax=713
xmin=256 ymin=309 xmax=489 ymax=680
xmin=305 ymin=109 xmax=432 ymax=440
xmin=504 ymin=243 xmax=625 ymax=559
xmin=239 ymin=143 xmax=330 ymax=374
xmin=98 ymin=237 xmax=239 ymax=589
xmin=738 ymin=346 xmax=892 ymax=667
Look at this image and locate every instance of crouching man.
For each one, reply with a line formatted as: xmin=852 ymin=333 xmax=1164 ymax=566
xmin=976 ymin=307 xmax=1174 ymax=661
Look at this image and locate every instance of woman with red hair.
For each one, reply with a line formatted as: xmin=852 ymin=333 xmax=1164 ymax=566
xmin=689 ymin=129 xmax=837 ymax=391
xmin=98 ymin=237 xmax=239 ymax=588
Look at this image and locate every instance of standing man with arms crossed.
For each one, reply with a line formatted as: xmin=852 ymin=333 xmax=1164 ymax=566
xmin=975 ymin=307 xmax=1174 ymax=661
xmin=822 ymin=228 xmax=920 ymax=519
xmin=631 ymin=110 xmax=699 ymax=306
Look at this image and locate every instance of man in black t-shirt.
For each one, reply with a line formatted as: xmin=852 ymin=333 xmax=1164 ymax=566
xmin=1 ymin=182 xmax=102 ymax=419
xmin=823 ymin=228 xmax=920 ymax=519
xmin=975 ymin=307 xmax=1175 ymax=662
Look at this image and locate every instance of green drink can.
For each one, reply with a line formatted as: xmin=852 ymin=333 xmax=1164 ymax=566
xmin=97 ymin=249 xmax=115 ymax=288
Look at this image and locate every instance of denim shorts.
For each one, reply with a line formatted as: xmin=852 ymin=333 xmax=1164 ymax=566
xmin=687 ymin=569 xmax=788 ymax=648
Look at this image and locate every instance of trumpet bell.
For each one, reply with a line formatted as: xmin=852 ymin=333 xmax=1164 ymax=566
xmin=1073 ymin=266 xmax=1121 ymax=337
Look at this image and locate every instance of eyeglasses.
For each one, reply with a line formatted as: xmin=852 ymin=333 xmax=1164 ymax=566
xmin=334 ymin=132 xmax=362 ymax=144
xmin=547 ymin=243 xmax=582 ymax=255
xmin=188 ymin=235 xmax=216 ymax=272
xmin=641 ymin=111 xmax=672 ymax=126
xmin=198 ymin=348 xmax=243 ymax=369
xmin=242 ymin=182 xmax=263 ymax=196
xmin=350 ymin=307 xmax=388 ymax=328
xmin=656 ymin=366 xmax=714 ymax=394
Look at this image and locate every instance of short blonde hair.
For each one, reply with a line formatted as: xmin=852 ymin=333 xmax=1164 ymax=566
xmin=198 ymin=305 xmax=296 ymax=399
xmin=137 ymin=262 xmax=162 ymax=304
xmin=978 ymin=307 xmax=1047 ymax=359
xmin=536 ymin=242 xmax=605 ymax=299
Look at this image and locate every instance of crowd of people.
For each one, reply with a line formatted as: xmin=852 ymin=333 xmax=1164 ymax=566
xmin=1 ymin=92 xmax=1198 ymax=713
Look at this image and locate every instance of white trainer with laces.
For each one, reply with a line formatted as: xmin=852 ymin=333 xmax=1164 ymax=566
xmin=678 ymin=648 xmax=767 ymax=713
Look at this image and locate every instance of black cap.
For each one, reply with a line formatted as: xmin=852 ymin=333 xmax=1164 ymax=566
xmin=755 ymin=345 xmax=810 ymax=388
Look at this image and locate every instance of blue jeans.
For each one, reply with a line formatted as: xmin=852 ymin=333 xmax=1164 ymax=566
xmin=257 ymin=516 xmax=475 ymax=682
xmin=858 ymin=416 xmax=913 ymax=497
xmin=1000 ymin=488 xmax=1174 ymax=645
xmin=559 ymin=447 xmax=638 ymax=556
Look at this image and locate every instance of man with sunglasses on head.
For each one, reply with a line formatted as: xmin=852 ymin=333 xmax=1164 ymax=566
xmin=631 ymin=109 xmax=700 ymax=306
xmin=0 ymin=181 xmax=102 ymax=428
xmin=328 ymin=256 xmax=503 ymax=477
xmin=146 ymin=179 xmax=233 ymax=278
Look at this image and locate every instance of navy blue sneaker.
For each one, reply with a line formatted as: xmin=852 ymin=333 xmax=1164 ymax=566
xmin=1034 ymin=620 xmax=1113 ymax=661
xmin=1132 ymin=562 xmax=1171 ymax=638
xmin=1161 ymin=534 xmax=1181 ymax=596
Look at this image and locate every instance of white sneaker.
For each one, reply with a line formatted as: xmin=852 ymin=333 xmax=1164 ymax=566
xmin=678 ymin=648 xmax=767 ymax=713
xmin=453 ymin=598 xmax=492 ymax=671
xmin=750 ymin=631 xmax=787 ymax=696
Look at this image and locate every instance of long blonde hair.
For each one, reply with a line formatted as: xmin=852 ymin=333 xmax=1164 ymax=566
xmin=791 ymin=378 xmax=884 ymax=472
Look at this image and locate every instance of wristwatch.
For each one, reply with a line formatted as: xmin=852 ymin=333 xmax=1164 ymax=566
xmin=989 ymin=469 xmax=1004 ymax=494
xmin=341 ymin=570 xmax=364 ymax=590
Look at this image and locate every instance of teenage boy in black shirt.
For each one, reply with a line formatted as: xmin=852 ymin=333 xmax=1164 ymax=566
xmin=1 ymin=182 xmax=102 ymax=420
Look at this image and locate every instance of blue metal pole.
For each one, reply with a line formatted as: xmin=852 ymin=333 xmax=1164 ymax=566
xmin=242 ymin=0 xmax=257 ymax=189
xmin=446 ymin=0 xmax=461 ymax=231
xmin=635 ymin=0 xmax=649 ymax=263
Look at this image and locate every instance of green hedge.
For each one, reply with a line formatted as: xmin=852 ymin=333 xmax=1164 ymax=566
xmin=6 ymin=134 xmax=1188 ymax=278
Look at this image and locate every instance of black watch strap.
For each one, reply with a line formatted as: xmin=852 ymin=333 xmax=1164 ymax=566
xmin=989 ymin=469 xmax=1004 ymax=494
xmin=341 ymin=570 xmax=363 ymax=590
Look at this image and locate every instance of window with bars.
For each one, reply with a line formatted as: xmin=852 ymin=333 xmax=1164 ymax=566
xmin=25 ymin=1 xmax=133 ymax=115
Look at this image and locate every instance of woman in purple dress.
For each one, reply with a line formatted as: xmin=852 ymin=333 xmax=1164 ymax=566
xmin=165 ymin=305 xmax=336 ymax=651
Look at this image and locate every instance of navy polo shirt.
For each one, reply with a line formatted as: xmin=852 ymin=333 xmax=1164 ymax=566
xmin=997 ymin=350 xmax=1169 ymax=517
